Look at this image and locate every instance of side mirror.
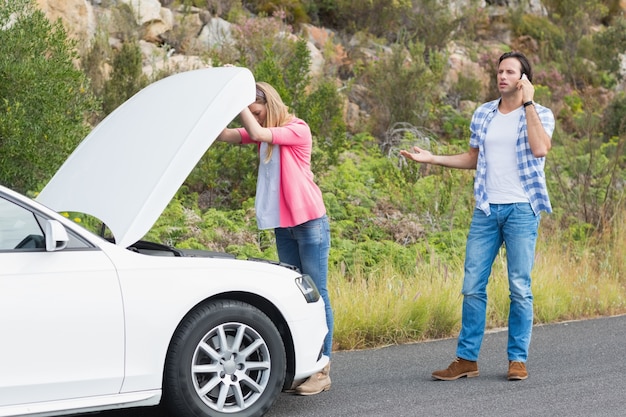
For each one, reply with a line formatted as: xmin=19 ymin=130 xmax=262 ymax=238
xmin=44 ymin=220 xmax=69 ymax=251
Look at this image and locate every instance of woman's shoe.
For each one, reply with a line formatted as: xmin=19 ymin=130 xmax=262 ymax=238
xmin=294 ymin=363 xmax=331 ymax=395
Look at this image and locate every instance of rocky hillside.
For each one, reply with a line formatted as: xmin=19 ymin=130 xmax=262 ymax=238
xmin=34 ymin=0 xmax=626 ymax=134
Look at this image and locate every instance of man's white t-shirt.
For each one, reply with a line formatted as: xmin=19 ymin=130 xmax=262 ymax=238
xmin=484 ymin=107 xmax=529 ymax=204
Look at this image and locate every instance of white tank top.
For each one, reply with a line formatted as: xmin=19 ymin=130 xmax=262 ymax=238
xmin=255 ymin=142 xmax=281 ymax=229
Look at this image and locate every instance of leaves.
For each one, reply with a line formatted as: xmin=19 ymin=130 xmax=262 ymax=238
xmin=0 ymin=0 xmax=99 ymax=193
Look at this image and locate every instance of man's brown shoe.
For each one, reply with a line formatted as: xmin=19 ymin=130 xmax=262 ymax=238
xmin=432 ymin=358 xmax=479 ymax=380
xmin=507 ymin=361 xmax=528 ymax=380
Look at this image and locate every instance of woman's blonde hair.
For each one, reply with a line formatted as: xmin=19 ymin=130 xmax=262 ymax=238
xmin=254 ymin=82 xmax=294 ymax=162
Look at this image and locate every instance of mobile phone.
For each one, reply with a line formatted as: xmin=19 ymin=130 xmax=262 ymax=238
xmin=521 ymin=73 xmax=528 ymax=80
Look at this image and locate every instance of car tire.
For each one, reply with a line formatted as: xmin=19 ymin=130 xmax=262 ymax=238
xmin=163 ymin=299 xmax=286 ymax=417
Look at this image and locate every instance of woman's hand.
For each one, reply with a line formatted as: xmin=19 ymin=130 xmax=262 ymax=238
xmin=240 ymin=107 xmax=273 ymax=143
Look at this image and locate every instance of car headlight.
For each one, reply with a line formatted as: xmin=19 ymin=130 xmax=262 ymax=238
xmin=295 ymin=274 xmax=320 ymax=303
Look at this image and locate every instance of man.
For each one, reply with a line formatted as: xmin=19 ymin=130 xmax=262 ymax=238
xmin=400 ymin=51 xmax=555 ymax=381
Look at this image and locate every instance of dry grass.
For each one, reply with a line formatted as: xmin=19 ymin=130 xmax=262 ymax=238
xmin=330 ymin=251 xmax=464 ymax=351
xmin=330 ymin=213 xmax=626 ymax=351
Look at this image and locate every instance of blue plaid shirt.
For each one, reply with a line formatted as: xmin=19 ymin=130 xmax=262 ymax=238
xmin=470 ymin=99 xmax=555 ymax=216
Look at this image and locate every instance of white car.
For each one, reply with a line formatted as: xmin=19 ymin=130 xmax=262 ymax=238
xmin=0 ymin=67 xmax=329 ymax=417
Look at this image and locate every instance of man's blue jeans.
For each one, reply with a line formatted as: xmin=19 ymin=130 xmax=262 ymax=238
xmin=275 ymin=215 xmax=333 ymax=358
xmin=456 ymin=203 xmax=539 ymax=363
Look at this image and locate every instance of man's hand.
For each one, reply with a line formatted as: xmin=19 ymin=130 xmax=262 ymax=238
xmin=517 ymin=73 xmax=535 ymax=103
xmin=400 ymin=146 xmax=434 ymax=164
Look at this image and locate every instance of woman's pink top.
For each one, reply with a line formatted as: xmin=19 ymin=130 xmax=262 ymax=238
xmin=237 ymin=118 xmax=326 ymax=227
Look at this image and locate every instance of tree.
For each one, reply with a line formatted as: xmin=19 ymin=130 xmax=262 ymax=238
xmin=102 ymin=40 xmax=147 ymax=116
xmin=0 ymin=0 xmax=99 ymax=193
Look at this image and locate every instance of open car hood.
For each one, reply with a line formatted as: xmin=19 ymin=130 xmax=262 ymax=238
xmin=37 ymin=67 xmax=255 ymax=248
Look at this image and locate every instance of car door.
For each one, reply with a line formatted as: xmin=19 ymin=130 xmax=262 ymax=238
xmin=0 ymin=195 xmax=125 ymax=407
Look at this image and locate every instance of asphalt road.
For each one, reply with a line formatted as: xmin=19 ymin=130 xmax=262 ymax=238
xmin=96 ymin=314 xmax=626 ymax=417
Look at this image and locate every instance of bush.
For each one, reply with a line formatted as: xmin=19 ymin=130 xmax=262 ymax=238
xmin=308 ymin=0 xmax=412 ymax=40
xmin=540 ymin=0 xmax=610 ymax=88
xmin=83 ymin=2 xmax=149 ymax=119
xmin=593 ymin=14 xmax=626 ymax=78
xmin=0 ymin=0 xmax=99 ymax=193
xmin=602 ymin=92 xmax=626 ymax=139
xmin=251 ymin=0 xmax=310 ymax=26
xmin=298 ymin=79 xmax=347 ymax=170
xmin=102 ymin=41 xmax=148 ymax=115
xmin=356 ymin=40 xmax=446 ymax=141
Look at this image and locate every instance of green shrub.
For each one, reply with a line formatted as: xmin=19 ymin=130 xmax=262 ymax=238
xmin=356 ymin=40 xmax=445 ymax=140
xmin=510 ymin=12 xmax=565 ymax=63
xmin=408 ymin=0 xmax=457 ymax=48
xmin=448 ymin=73 xmax=483 ymax=106
xmin=253 ymin=38 xmax=311 ymax=107
xmin=602 ymin=92 xmax=626 ymax=139
xmin=231 ymin=14 xmax=294 ymax=70
xmin=251 ymin=0 xmax=310 ymax=26
xmin=548 ymin=123 xmax=625 ymax=235
xmin=309 ymin=0 xmax=412 ymax=40
xmin=298 ymin=80 xmax=347 ymax=169
xmin=437 ymin=105 xmax=471 ymax=143
xmin=0 ymin=0 xmax=99 ymax=193
xmin=186 ymin=141 xmax=259 ymax=210
xmin=541 ymin=0 xmax=609 ymax=87
xmin=102 ymin=40 xmax=148 ymax=115
xmin=592 ymin=16 xmax=626 ymax=82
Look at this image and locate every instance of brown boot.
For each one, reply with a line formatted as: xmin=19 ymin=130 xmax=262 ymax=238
xmin=507 ymin=361 xmax=528 ymax=380
xmin=432 ymin=358 xmax=479 ymax=381
xmin=294 ymin=363 xmax=331 ymax=395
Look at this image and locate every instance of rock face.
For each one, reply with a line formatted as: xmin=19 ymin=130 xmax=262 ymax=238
xmin=120 ymin=0 xmax=162 ymax=26
xmin=35 ymin=0 xmax=96 ymax=42
xmin=32 ymin=0 xmax=588 ymax=82
xmin=36 ymin=0 xmax=174 ymax=45
xmin=32 ymin=0 xmax=626 ymax=130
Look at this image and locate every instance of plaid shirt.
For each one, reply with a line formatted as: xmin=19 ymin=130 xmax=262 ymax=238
xmin=469 ymin=99 xmax=555 ymax=216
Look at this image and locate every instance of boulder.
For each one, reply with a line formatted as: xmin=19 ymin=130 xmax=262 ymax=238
xmin=35 ymin=0 xmax=96 ymax=42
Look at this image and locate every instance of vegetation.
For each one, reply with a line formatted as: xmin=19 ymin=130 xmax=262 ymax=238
xmin=1 ymin=0 xmax=625 ymax=351
xmin=0 ymin=0 xmax=98 ymax=193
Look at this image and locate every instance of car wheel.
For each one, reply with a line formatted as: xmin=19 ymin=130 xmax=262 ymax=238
xmin=164 ymin=299 xmax=286 ymax=417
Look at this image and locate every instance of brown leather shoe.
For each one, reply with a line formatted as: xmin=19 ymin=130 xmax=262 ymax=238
xmin=295 ymin=364 xmax=331 ymax=395
xmin=432 ymin=358 xmax=479 ymax=380
xmin=507 ymin=361 xmax=528 ymax=380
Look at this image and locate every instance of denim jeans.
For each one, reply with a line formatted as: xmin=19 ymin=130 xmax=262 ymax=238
xmin=456 ymin=203 xmax=540 ymax=363
xmin=275 ymin=215 xmax=333 ymax=358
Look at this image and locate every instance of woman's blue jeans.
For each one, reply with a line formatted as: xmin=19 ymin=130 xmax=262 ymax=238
xmin=275 ymin=215 xmax=333 ymax=358
xmin=456 ymin=203 xmax=540 ymax=363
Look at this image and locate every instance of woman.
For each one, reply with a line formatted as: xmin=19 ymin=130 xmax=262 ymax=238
xmin=217 ymin=81 xmax=333 ymax=395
